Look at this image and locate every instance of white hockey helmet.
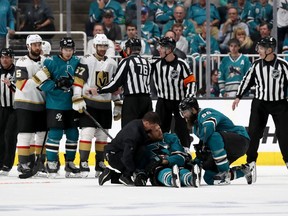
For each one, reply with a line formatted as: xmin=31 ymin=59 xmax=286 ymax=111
xmin=41 ymin=41 xmax=51 ymax=55
xmin=26 ymin=34 xmax=42 ymax=47
xmin=93 ymin=34 xmax=109 ymax=46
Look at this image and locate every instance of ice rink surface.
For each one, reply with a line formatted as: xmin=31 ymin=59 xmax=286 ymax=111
xmin=0 ymin=166 xmax=288 ymax=216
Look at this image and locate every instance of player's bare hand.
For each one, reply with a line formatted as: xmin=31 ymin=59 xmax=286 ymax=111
xmin=232 ymin=98 xmax=240 ymax=111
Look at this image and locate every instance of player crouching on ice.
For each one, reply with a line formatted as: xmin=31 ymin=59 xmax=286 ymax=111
xmin=179 ymin=97 xmax=256 ymax=185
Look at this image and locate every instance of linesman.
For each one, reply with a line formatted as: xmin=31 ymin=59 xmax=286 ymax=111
xmin=232 ymin=36 xmax=288 ymax=168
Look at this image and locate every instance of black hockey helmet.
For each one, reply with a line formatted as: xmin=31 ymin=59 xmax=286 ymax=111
xmin=60 ymin=37 xmax=75 ymax=49
xmin=125 ymin=38 xmax=142 ymax=48
xmin=257 ymin=36 xmax=276 ymax=50
xmin=0 ymin=48 xmax=14 ymax=58
xmin=179 ymin=97 xmax=199 ymax=113
xmin=158 ymin=37 xmax=176 ymax=50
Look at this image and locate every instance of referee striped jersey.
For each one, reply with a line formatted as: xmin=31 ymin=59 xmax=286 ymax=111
xmin=100 ymin=54 xmax=151 ymax=95
xmin=236 ymin=55 xmax=288 ymax=101
xmin=151 ymin=56 xmax=196 ymax=101
xmin=0 ymin=65 xmax=15 ymax=107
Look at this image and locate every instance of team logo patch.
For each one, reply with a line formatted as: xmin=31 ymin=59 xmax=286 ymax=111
xmin=96 ymin=71 xmax=109 ymax=88
xmin=271 ymin=69 xmax=280 ymax=79
xmin=170 ymin=70 xmax=179 ymax=79
xmin=56 ymin=113 xmax=63 ymax=122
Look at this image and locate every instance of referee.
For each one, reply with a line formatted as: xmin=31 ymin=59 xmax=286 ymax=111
xmin=151 ymin=37 xmax=196 ymax=148
xmin=99 ymin=38 xmax=152 ymax=128
xmin=0 ymin=48 xmax=17 ymax=175
xmin=232 ymin=36 xmax=288 ymax=168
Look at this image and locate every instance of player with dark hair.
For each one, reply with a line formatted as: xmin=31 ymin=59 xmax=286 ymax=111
xmin=180 ymin=97 xmax=255 ymax=185
xmin=98 ymin=38 xmax=153 ymax=128
xmin=151 ymin=36 xmax=196 ymax=148
xmin=99 ymin=111 xmax=162 ymax=186
xmin=33 ymin=37 xmax=80 ymax=178
xmin=233 ymin=36 xmax=288 ymax=169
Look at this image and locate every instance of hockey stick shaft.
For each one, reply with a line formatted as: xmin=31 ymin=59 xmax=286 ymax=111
xmin=18 ymin=131 xmax=48 ymax=179
xmin=83 ymin=109 xmax=114 ymax=140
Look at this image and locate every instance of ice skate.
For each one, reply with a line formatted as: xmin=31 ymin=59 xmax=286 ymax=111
xmin=172 ymin=164 xmax=181 ymax=188
xmin=213 ymin=171 xmax=231 ymax=185
xmin=95 ymin=160 xmax=106 ymax=178
xmin=35 ymin=161 xmax=48 ymax=178
xmin=98 ymin=168 xmax=112 ymax=186
xmin=46 ymin=161 xmax=60 ymax=179
xmin=80 ymin=161 xmax=90 ymax=178
xmin=65 ymin=161 xmax=81 ymax=178
xmin=17 ymin=162 xmax=31 ymax=175
xmin=119 ymin=174 xmax=134 ymax=186
xmin=242 ymin=161 xmax=256 ymax=184
xmin=0 ymin=166 xmax=10 ymax=176
xmin=190 ymin=164 xmax=200 ymax=187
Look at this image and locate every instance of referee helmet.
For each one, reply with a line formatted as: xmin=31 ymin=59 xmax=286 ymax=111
xmin=159 ymin=37 xmax=176 ymax=50
xmin=257 ymin=36 xmax=276 ymax=51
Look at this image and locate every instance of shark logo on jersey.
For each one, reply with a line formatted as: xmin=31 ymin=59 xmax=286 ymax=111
xmin=271 ymin=69 xmax=280 ymax=79
xmin=56 ymin=113 xmax=63 ymax=122
xmin=170 ymin=70 xmax=179 ymax=79
xmin=96 ymin=71 xmax=109 ymax=88
xmin=228 ymin=66 xmax=241 ymax=78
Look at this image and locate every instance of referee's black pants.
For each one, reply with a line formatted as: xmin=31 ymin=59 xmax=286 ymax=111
xmin=0 ymin=107 xmax=17 ymax=170
xmin=122 ymin=94 xmax=152 ymax=129
xmin=247 ymin=99 xmax=288 ymax=163
xmin=156 ymin=98 xmax=191 ymax=148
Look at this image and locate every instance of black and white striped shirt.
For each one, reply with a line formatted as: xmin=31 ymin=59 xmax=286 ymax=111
xmin=236 ymin=55 xmax=288 ymax=101
xmin=100 ymin=54 xmax=151 ymax=96
xmin=0 ymin=65 xmax=15 ymax=108
xmin=151 ymin=56 xmax=196 ymax=101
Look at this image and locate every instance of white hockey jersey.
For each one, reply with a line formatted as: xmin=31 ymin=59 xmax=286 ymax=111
xmin=75 ymin=54 xmax=118 ymax=110
xmin=14 ymin=55 xmax=46 ymax=111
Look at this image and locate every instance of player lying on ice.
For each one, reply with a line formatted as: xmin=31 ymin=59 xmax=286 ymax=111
xmin=179 ymin=96 xmax=256 ymax=185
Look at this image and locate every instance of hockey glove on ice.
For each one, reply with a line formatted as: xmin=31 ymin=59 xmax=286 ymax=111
xmin=72 ymin=95 xmax=86 ymax=113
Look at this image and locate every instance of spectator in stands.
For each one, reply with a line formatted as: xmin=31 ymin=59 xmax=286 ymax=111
xmin=251 ymin=22 xmax=272 ymax=53
xmin=141 ymin=6 xmax=161 ymax=55
xmin=162 ymin=5 xmax=195 ymax=43
xmin=116 ymin=23 xmax=151 ymax=56
xmin=86 ymin=0 xmax=101 ymax=38
xmin=98 ymin=0 xmax=125 ymax=24
xmin=218 ymin=7 xmax=249 ymax=54
xmin=187 ymin=0 xmax=220 ymax=40
xmin=218 ymin=38 xmax=251 ymax=98
xmin=125 ymin=0 xmax=147 ymax=24
xmin=189 ymin=21 xmax=220 ymax=87
xmin=232 ymin=27 xmax=254 ymax=54
xmin=19 ymin=0 xmax=55 ymax=39
xmin=196 ymin=69 xmax=220 ymax=97
xmin=86 ymin=23 xmax=115 ymax=57
xmin=277 ymin=0 xmax=288 ymax=53
xmin=155 ymin=0 xmax=179 ymax=26
xmin=0 ymin=0 xmax=15 ymax=50
xmin=247 ymin=0 xmax=273 ymax=40
xmin=282 ymin=38 xmax=288 ymax=62
xmin=172 ymin=23 xmax=189 ymax=55
xmin=102 ymin=9 xmax=122 ymax=41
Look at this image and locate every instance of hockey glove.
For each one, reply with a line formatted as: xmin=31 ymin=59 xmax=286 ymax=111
xmin=32 ymin=67 xmax=51 ymax=85
xmin=113 ymin=100 xmax=122 ymax=121
xmin=55 ymin=73 xmax=73 ymax=91
xmin=72 ymin=95 xmax=86 ymax=113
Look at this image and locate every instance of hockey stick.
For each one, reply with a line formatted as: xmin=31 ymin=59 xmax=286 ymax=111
xmin=19 ymin=131 xmax=48 ymax=179
xmin=83 ymin=108 xmax=114 ymax=140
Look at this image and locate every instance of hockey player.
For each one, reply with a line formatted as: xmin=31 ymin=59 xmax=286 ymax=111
xmin=145 ymin=133 xmax=199 ymax=188
xmin=179 ymin=97 xmax=256 ymax=185
xmin=72 ymin=34 xmax=120 ymax=178
xmin=218 ymin=38 xmax=251 ymax=97
xmin=33 ymin=37 xmax=80 ymax=178
xmin=14 ymin=34 xmax=47 ymax=176
xmin=41 ymin=40 xmax=51 ymax=57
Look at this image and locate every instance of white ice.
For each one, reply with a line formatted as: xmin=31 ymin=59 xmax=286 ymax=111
xmin=0 ymin=166 xmax=288 ymax=216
